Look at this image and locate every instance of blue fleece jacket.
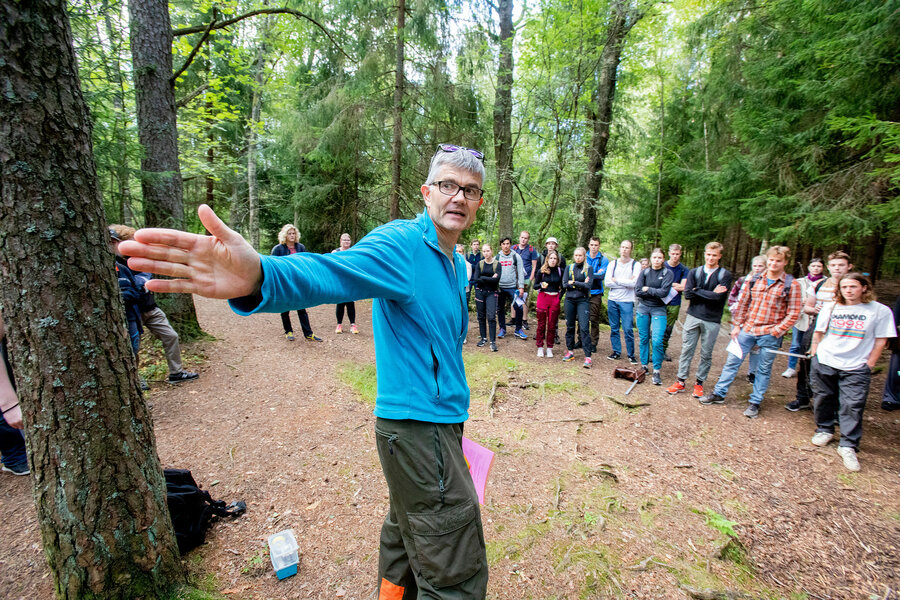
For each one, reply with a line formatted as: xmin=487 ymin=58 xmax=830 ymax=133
xmin=229 ymin=210 xmax=471 ymax=424
xmin=585 ymin=252 xmax=609 ymax=296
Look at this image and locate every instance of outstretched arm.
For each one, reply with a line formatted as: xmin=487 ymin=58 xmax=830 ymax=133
xmin=120 ymin=205 xmax=263 ymax=300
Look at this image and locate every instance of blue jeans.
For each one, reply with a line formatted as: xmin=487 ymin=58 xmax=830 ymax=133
xmin=787 ymin=326 xmax=803 ymax=370
xmin=637 ymin=312 xmax=667 ymax=371
xmin=713 ymin=330 xmax=783 ymax=405
xmin=608 ymin=300 xmax=635 ymax=357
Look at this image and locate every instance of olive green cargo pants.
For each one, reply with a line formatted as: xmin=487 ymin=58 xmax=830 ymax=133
xmin=375 ymin=418 xmax=488 ymax=599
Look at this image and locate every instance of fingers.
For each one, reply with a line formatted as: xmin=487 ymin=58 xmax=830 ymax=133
xmin=198 ymin=204 xmax=240 ymax=244
xmin=130 ymin=228 xmax=202 ymax=251
xmin=144 ymin=278 xmax=200 ymax=295
xmin=127 ymin=256 xmax=194 ymax=279
xmin=120 ymin=241 xmax=192 ymax=265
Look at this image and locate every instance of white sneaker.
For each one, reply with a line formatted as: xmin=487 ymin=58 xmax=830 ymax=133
xmin=537 ymin=347 xmax=545 ymax=358
xmin=837 ymin=447 xmax=860 ymax=472
xmin=781 ymin=368 xmax=797 ymax=378
xmin=546 ymin=348 xmax=553 ymax=358
xmin=811 ymin=432 xmax=834 ymax=447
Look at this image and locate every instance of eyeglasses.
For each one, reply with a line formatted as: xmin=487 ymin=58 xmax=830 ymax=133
xmin=433 ymin=180 xmax=484 ymax=202
xmin=437 ymin=144 xmax=485 ymax=161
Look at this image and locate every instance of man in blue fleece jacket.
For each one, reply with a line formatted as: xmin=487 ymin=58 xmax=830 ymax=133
xmin=121 ymin=145 xmax=490 ymax=598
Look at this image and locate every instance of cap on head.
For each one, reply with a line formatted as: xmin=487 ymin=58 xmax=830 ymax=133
xmin=546 ymin=237 xmax=558 ymax=244
xmin=108 ymin=228 xmax=122 ymax=241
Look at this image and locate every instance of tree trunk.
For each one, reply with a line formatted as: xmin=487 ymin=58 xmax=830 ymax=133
xmin=0 ymin=2 xmax=184 ymax=598
xmin=128 ymin=0 xmax=201 ymax=337
xmin=493 ymin=0 xmax=515 ymax=240
xmin=579 ymin=0 xmax=644 ymax=247
xmin=247 ymin=15 xmax=270 ymax=251
xmin=389 ymin=0 xmax=405 ymax=221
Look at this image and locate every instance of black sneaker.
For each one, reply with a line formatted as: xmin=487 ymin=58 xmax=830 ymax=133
xmin=699 ymin=393 xmax=725 ymax=405
xmin=652 ymin=371 xmax=662 ymax=385
xmin=664 ymin=353 xmax=673 ymax=362
xmin=476 ymin=338 xmax=486 ymax=347
xmin=522 ymin=320 xmax=530 ymax=330
xmin=168 ymin=370 xmax=199 ymax=383
xmin=882 ymin=401 xmax=900 ymax=412
xmin=785 ymin=399 xmax=811 ymax=412
xmin=747 ymin=373 xmax=756 ymax=384
xmin=607 ymin=352 xmax=621 ymax=361
xmin=628 ymin=356 xmax=639 ymax=365
xmin=1 ymin=462 xmax=30 ymax=476
xmin=140 ymin=378 xmax=150 ymax=391
xmin=490 ymin=342 xmax=498 ymax=352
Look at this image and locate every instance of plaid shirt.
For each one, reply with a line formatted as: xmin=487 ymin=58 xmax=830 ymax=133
xmin=732 ymin=273 xmax=802 ymax=338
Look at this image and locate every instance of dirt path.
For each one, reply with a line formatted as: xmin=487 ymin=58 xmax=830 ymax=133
xmin=2 ymin=296 xmax=898 ymax=599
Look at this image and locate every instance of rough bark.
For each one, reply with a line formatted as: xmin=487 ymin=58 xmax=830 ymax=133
xmin=493 ymin=0 xmax=515 ymax=240
xmin=128 ymin=0 xmax=201 ymax=337
xmin=389 ymin=0 xmax=406 ymax=221
xmin=579 ymin=0 xmax=645 ymax=247
xmin=0 ymin=2 xmax=184 ymax=598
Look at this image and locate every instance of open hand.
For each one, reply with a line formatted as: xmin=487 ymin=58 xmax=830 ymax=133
xmin=120 ymin=205 xmax=262 ymax=300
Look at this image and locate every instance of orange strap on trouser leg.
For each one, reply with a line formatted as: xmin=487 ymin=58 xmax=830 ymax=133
xmin=378 ymin=578 xmax=405 ymax=600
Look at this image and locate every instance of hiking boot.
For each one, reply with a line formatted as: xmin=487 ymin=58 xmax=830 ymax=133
xmin=476 ymin=337 xmax=487 ymax=347
xmin=350 ymin=324 xmax=359 ymax=334
xmin=497 ymin=328 xmax=506 ymax=339
xmin=607 ymin=352 xmax=621 ymax=361
xmin=168 ymin=371 xmax=198 ymax=383
xmin=781 ymin=367 xmax=797 ymax=378
xmin=692 ymin=383 xmax=704 ymax=398
xmin=652 ymin=371 xmax=662 ymax=385
xmin=628 ymin=356 xmax=638 ymax=365
xmin=537 ymin=347 xmax=545 ymax=358
xmin=1 ymin=462 xmax=30 ymax=476
xmin=490 ymin=342 xmax=498 ymax=352
xmin=699 ymin=393 xmax=725 ymax=405
xmin=583 ymin=357 xmax=592 ymax=369
xmin=666 ymin=381 xmax=686 ymax=395
xmin=664 ymin=353 xmax=672 ymax=362
xmin=546 ymin=348 xmax=554 ymax=358
xmin=562 ymin=351 xmax=575 ymax=362
xmin=881 ymin=401 xmax=900 ymax=411
xmin=747 ymin=373 xmax=756 ymax=384
xmin=837 ymin=446 xmax=860 ymax=472
xmin=743 ymin=403 xmax=760 ymax=419
xmin=305 ymin=334 xmax=324 ymax=342
xmin=335 ymin=324 xmax=343 ymax=334
xmin=785 ymin=399 xmax=811 ymax=412
xmin=515 ymin=328 xmax=528 ymax=340
xmin=811 ymin=431 xmax=834 ymax=447
xmin=285 ymin=331 xmax=295 ymax=341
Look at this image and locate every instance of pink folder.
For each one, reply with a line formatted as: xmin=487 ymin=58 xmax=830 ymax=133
xmin=462 ymin=436 xmax=495 ymax=505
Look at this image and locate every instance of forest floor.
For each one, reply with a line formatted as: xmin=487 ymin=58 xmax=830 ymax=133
xmin=1 ymin=295 xmax=899 ymax=600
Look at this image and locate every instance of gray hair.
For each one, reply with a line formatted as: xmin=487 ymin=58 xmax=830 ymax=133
xmin=425 ymin=147 xmax=486 ymax=186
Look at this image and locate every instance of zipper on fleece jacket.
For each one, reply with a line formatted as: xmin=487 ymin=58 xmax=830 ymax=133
xmin=422 ymin=234 xmax=467 ymax=348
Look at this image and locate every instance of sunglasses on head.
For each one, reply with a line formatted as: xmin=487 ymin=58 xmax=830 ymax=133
xmin=437 ymin=144 xmax=485 ymax=161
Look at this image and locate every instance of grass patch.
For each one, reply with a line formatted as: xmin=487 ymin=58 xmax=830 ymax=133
xmin=710 ymin=463 xmax=737 ymax=482
xmin=551 ymin=542 xmax=621 ymax=599
xmin=337 ymin=361 xmax=378 ymax=407
xmin=485 ymin=519 xmax=553 ymax=565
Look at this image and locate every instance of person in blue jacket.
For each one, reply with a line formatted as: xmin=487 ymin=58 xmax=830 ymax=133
xmin=121 ymin=144 xmax=490 ymax=599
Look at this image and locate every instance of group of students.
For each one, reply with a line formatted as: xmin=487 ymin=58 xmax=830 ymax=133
xmin=461 ymin=235 xmax=898 ymax=473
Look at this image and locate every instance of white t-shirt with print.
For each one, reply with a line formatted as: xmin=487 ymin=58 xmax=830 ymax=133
xmin=814 ymin=301 xmax=896 ymax=370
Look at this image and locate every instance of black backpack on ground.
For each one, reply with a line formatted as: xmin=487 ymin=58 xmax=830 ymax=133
xmin=164 ymin=468 xmax=246 ymax=553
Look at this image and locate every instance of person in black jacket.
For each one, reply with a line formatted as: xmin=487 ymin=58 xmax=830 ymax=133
xmin=534 ymin=250 xmax=563 ymax=358
xmin=635 ymin=248 xmax=674 ymax=384
xmin=666 ymin=242 xmax=733 ymax=398
xmin=882 ymin=295 xmax=900 ymax=411
xmin=271 ymin=224 xmax=322 ymax=342
xmin=562 ymin=248 xmax=594 ymax=368
xmin=473 ymin=243 xmax=501 ymax=352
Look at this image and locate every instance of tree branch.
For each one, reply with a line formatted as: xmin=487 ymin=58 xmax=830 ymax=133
xmin=172 ymin=7 xmax=352 ymax=62
xmin=175 ymin=83 xmax=210 ymax=109
xmin=171 ymin=13 xmax=217 ymax=84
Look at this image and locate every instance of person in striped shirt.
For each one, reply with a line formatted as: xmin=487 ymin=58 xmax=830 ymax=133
xmin=699 ymin=245 xmax=803 ymax=418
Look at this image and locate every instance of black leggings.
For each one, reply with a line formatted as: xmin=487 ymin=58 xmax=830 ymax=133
xmin=336 ymin=302 xmax=356 ymax=324
xmin=281 ymin=310 xmax=313 ymax=337
xmin=475 ymin=288 xmax=499 ymax=341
